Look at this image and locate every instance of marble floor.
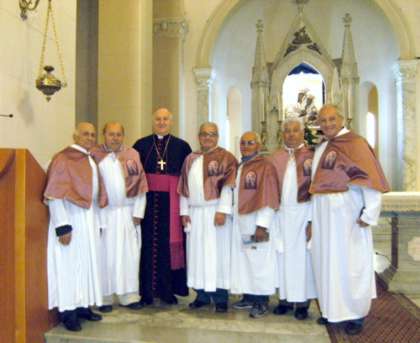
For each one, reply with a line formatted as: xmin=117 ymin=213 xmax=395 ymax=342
xmin=45 ymin=218 xmax=420 ymax=343
xmin=45 ymin=295 xmax=330 ymax=343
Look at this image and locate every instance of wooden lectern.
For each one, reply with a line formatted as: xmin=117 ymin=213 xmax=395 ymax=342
xmin=0 ymin=149 xmax=57 ymax=343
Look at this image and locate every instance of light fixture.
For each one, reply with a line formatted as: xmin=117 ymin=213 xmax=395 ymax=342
xmin=19 ymin=0 xmax=41 ymax=20
xmin=35 ymin=0 xmax=67 ymax=101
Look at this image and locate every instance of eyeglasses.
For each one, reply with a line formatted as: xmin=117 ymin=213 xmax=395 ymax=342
xmin=199 ymin=132 xmax=218 ymax=138
xmin=240 ymin=140 xmax=256 ymax=146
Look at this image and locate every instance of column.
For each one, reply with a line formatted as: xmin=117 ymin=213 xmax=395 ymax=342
xmin=153 ymin=16 xmax=188 ymax=136
xmin=193 ymin=67 xmax=214 ymax=126
xmin=98 ymin=0 xmax=153 ymax=145
xmin=393 ymin=60 xmax=419 ymax=191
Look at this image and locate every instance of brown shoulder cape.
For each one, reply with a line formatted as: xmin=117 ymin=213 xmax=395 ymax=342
xmin=91 ymin=144 xmax=148 ymax=198
xmin=238 ymin=155 xmax=280 ymax=215
xmin=178 ymin=146 xmax=238 ymax=201
xmin=44 ymin=146 xmax=108 ymax=209
xmin=310 ymin=131 xmax=390 ymax=194
xmin=270 ymin=146 xmax=314 ymax=203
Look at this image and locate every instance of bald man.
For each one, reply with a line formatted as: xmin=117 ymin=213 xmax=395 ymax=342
xmin=133 ymin=108 xmax=192 ymax=305
xmin=310 ymin=105 xmax=389 ymax=335
xmin=230 ymin=132 xmax=280 ymax=318
xmin=270 ymin=118 xmax=316 ymax=320
xmin=44 ymin=123 xmax=106 ymax=331
xmin=91 ymin=122 xmax=148 ymax=312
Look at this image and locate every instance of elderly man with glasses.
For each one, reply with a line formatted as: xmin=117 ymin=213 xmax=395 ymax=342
xmin=178 ymin=122 xmax=237 ymax=313
xmin=230 ymin=131 xmax=280 ymax=318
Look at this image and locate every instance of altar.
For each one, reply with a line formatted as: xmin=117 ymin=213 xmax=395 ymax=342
xmin=378 ymin=192 xmax=420 ymax=295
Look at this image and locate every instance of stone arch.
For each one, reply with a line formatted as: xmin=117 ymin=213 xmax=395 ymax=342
xmin=195 ymin=0 xmax=415 ymax=68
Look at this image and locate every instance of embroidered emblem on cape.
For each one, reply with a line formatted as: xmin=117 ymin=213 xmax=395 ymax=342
xmin=322 ymin=151 xmax=337 ymax=170
xmin=126 ymin=159 xmax=139 ymax=176
xmin=244 ymin=171 xmax=257 ymax=189
xmin=207 ymin=160 xmax=220 ymax=176
xmin=303 ymin=158 xmax=313 ymax=176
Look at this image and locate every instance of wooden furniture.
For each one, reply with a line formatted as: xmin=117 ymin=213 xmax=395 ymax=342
xmin=0 ymin=149 xmax=56 ymax=343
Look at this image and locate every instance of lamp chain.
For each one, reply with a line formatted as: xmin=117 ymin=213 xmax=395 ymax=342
xmin=49 ymin=0 xmax=67 ymax=86
xmin=37 ymin=0 xmax=50 ymax=77
xmin=38 ymin=0 xmax=67 ymax=86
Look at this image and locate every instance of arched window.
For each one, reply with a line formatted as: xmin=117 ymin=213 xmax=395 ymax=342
xmin=365 ymin=85 xmax=379 ymax=153
xmin=366 ymin=112 xmax=376 ymax=148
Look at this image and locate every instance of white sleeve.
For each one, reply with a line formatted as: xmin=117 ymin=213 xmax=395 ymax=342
xmin=255 ymin=207 xmax=275 ymax=231
xmin=180 ymin=195 xmax=189 ymax=216
xmin=360 ymin=187 xmax=382 ymax=226
xmin=217 ymin=186 xmax=233 ymax=215
xmin=49 ymin=199 xmax=70 ymax=228
xmin=132 ymin=193 xmax=147 ymax=219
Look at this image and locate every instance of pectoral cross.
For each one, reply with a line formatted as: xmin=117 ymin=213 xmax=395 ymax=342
xmin=157 ymin=159 xmax=166 ymax=171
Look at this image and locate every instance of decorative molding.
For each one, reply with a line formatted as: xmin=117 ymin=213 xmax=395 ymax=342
xmin=284 ymin=26 xmax=321 ymax=57
xmin=382 ymin=192 xmax=420 ymax=213
xmin=193 ymin=67 xmax=214 ymax=89
xmin=393 ymin=60 xmax=418 ymax=82
xmin=153 ymin=18 xmax=189 ymax=40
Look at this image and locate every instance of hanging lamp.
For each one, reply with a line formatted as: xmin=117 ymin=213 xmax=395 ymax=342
xmin=35 ymin=0 xmax=67 ymax=101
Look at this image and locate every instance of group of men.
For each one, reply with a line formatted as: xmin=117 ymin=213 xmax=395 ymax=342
xmin=44 ymin=104 xmax=389 ymax=336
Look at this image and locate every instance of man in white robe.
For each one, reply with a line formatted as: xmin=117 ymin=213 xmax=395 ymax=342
xmin=310 ymin=105 xmax=390 ymax=335
xmin=45 ymin=122 xmax=106 ymax=331
xmin=178 ymin=122 xmax=237 ymax=313
xmin=270 ymin=118 xmax=317 ymax=320
xmin=230 ymin=131 xmax=280 ymax=318
xmin=91 ymin=122 xmax=148 ymax=312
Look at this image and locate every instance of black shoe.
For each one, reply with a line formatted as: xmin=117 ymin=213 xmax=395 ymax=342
xmin=139 ymin=297 xmax=154 ymax=307
xmin=76 ymin=308 xmax=102 ymax=321
xmin=98 ymin=305 xmax=113 ymax=313
xmin=294 ymin=307 xmax=308 ymax=320
xmin=232 ymin=298 xmax=253 ymax=310
xmin=189 ymin=299 xmax=210 ymax=309
xmin=63 ymin=318 xmax=82 ymax=332
xmin=317 ymin=317 xmax=328 ymax=325
xmin=215 ymin=303 xmax=228 ymax=313
xmin=60 ymin=311 xmax=82 ymax=332
xmin=160 ymin=295 xmax=178 ymax=305
xmin=345 ymin=322 xmax=363 ymax=335
xmin=121 ymin=301 xmax=144 ymax=310
xmin=273 ymin=304 xmax=293 ymax=315
xmin=249 ymin=303 xmax=268 ymax=318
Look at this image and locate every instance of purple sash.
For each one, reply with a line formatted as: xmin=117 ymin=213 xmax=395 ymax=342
xmin=146 ymin=173 xmax=184 ymax=270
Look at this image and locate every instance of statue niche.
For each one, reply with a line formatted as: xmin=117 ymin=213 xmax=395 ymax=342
xmin=250 ymin=2 xmax=359 ymax=151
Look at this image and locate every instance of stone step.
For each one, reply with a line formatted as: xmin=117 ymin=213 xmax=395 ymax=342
xmin=45 ymin=300 xmax=329 ymax=343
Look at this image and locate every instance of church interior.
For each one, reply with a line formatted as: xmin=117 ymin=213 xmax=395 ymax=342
xmin=1 ymin=0 xmax=420 ymax=342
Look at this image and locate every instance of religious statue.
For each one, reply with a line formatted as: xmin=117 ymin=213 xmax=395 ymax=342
xmin=285 ymin=89 xmax=322 ymax=147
